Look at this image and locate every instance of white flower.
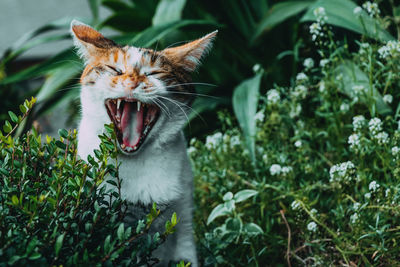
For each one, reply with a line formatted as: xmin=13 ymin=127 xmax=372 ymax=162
xmin=353 ymin=202 xmax=361 ymax=210
xmin=352 ymin=84 xmax=367 ymax=96
xmin=362 ymin=1 xmax=380 ymax=17
xmin=307 ymin=221 xmax=318 ymax=232
xmin=254 ymin=111 xmax=265 ymax=122
xmin=294 ymin=140 xmax=302 ymax=148
xmin=205 ymin=132 xmax=223 ymax=150
xmin=329 ymin=161 xmax=356 ymax=183
xmin=369 ymin=181 xmax=380 ymax=192
xmin=368 ymin=117 xmax=382 ymax=135
xmin=270 ymin=164 xmax=282 ymax=175
xmin=296 ymin=72 xmax=308 ymax=82
xmin=313 ymin=7 xmax=327 ymax=23
xmin=383 ymin=94 xmax=393 ymax=104
xmin=230 ymin=135 xmax=241 ymax=148
xmin=353 ymin=6 xmax=362 ymax=16
xmin=378 ymin=40 xmax=400 ymax=59
xmin=281 ymin=166 xmax=293 ymax=175
xmin=391 ymin=146 xmax=400 ymax=156
xmin=190 ymin=138 xmax=197 ymax=146
xmin=309 ymin=23 xmax=322 ymax=41
xmin=303 ymin=58 xmax=314 ymax=69
xmin=252 ymin=64 xmax=261 ymax=73
xmin=187 ymin=146 xmax=196 ymax=155
xmin=319 ymin=59 xmax=329 ymax=68
xmin=292 ymin=85 xmax=308 ymax=99
xmin=364 ymin=192 xmax=371 ymax=199
xmin=291 ymin=200 xmax=301 ymax=210
xmin=340 ymin=103 xmax=349 ymax=112
xmin=310 ymin=208 xmax=318 ymax=215
xmin=352 ymin=115 xmax=365 ymax=131
xmin=385 ymin=188 xmax=390 ymax=197
xmin=267 ymin=89 xmax=281 ymax=104
xmin=350 ymin=213 xmax=359 ymax=224
xmin=374 ymin=131 xmax=389 ymax=145
xmin=262 ymin=154 xmax=268 ymax=163
xmin=289 ymin=104 xmax=302 ymax=118
xmin=319 ymin=81 xmax=326 ymax=93
xmin=336 ymin=74 xmax=343 ymax=81
xmin=348 ymin=133 xmax=361 ymax=150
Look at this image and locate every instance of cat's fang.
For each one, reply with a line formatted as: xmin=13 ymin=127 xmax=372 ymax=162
xmin=137 ymin=101 xmax=141 ymax=111
xmin=117 ymin=99 xmax=121 ymax=110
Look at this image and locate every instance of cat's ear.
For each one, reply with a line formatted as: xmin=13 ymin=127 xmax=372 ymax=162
xmin=70 ymin=20 xmax=117 ymax=62
xmin=162 ymin=31 xmax=218 ymax=72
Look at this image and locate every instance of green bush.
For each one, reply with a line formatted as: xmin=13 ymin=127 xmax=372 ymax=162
xmin=191 ymin=3 xmax=400 ymax=266
xmin=0 ymin=98 xmax=179 ymax=266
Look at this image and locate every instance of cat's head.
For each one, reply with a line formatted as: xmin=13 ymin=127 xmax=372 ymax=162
xmin=70 ymin=20 xmax=216 ymax=155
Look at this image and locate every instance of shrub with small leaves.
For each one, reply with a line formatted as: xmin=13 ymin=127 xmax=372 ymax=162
xmin=0 ymin=98 xmax=179 ymax=266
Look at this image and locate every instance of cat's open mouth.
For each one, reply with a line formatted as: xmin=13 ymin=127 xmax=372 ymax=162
xmin=105 ymin=98 xmax=160 ymax=153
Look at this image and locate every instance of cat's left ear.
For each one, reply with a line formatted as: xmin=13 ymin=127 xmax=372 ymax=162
xmin=162 ymin=30 xmax=218 ymax=72
xmin=70 ymin=20 xmax=117 ymax=62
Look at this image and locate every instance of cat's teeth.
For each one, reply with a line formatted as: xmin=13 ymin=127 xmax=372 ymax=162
xmin=133 ymin=146 xmax=137 ymax=150
xmin=117 ymin=99 xmax=121 ymax=110
xmin=137 ymin=101 xmax=141 ymax=111
xmin=121 ymin=144 xmax=126 ymax=149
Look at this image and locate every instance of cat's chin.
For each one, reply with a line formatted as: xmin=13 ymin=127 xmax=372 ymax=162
xmin=105 ymin=97 xmax=160 ymax=154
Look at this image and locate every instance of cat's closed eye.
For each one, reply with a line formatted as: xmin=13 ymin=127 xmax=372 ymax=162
xmin=106 ymin=65 xmax=123 ymax=76
xmin=144 ymin=71 xmax=164 ymax=76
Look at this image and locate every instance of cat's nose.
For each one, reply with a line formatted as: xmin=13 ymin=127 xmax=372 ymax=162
xmin=129 ymin=78 xmax=139 ymax=90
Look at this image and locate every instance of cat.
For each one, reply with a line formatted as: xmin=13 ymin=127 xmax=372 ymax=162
xmin=70 ymin=20 xmax=216 ymax=266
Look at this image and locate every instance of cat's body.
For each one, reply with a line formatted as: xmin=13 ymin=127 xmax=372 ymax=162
xmin=71 ymin=20 xmax=216 ymax=266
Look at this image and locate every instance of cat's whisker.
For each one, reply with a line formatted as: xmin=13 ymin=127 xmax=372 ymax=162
xmin=151 ymin=98 xmax=171 ymax=118
xmin=156 ymin=96 xmax=194 ymax=127
xmin=163 ymin=90 xmax=220 ymax=99
xmin=164 ymin=82 xmax=217 ymax=88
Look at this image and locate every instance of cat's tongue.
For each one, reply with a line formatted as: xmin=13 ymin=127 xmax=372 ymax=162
xmin=121 ymin=102 xmax=143 ymax=148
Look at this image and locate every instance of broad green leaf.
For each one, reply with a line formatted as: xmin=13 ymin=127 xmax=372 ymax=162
xmin=0 ymin=49 xmax=77 ymax=85
xmin=36 ymin=62 xmax=82 ymax=103
xmin=8 ymin=111 xmax=18 ymax=123
xmin=55 ymin=233 xmax=65 ymax=257
xmin=207 ymin=203 xmax=230 ymax=225
xmin=88 ymin=0 xmax=100 ymax=23
xmin=152 ymin=0 xmax=187 ymax=25
xmin=252 ymin=1 xmax=314 ymax=42
xmin=234 ymin=189 xmax=258 ymax=203
xmin=128 ymin=20 xmax=217 ymax=47
xmin=301 ymin=0 xmax=394 ymax=42
xmin=232 ymin=73 xmax=262 ymax=164
xmin=223 ymin=192 xmax=233 ymax=201
xmin=243 ymin=222 xmax=264 ymax=235
xmin=334 ymin=60 xmax=391 ymax=116
xmin=117 ymin=223 xmax=124 ymax=240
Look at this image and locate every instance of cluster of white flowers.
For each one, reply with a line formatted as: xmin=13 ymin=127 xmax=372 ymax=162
xmin=365 ymin=192 xmax=371 ymax=199
xmin=352 ymin=84 xmax=367 ymax=99
xmin=270 ymin=164 xmax=293 ymax=176
xmin=362 ymin=1 xmax=380 ymax=17
xmin=230 ymin=135 xmax=241 ymax=148
xmin=383 ymin=94 xmax=393 ymax=104
xmin=319 ymin=59 xmax=329 ymax=68
xmin=267 ymin=89 xmax=281 ymax=104
xmin=374 ymin=131 xmax=389 ymax=145
xmin=187 ymin=146 xmax=196 ymax=155
xmin=358 ymin=42 xmax=370 ymax=56
xmin=291 ymin=200 xmax=301 ymax=210
xmin=369 ymin=181 xmax=380 ymax=192
xmin=294 ymin=140 xmax=302 ymax=148
xmin=292 ymin=85 xmax=308 ymax=99
xmin=296 ymin=72 xmax=308 ymax=82
xmin=310 ymin=208 xmax=318 ymax=215
xmin=391 ymin=146 xmax=400 ymax=157
xmin=205 ymin=132 xmax=223 ymax=150
xmin=350 ymin=213 xmax=359 ymax=224
xmin=352 ymin=115 xmax=365 ymax=132
xmin=340 ymin=103 xmax=350 ymax=112
xmin=309 ymin=7 xmax=328 ymax=41
xmin=307 ymin=221 xmax=318 ymax=232
xmin=348 ymin=133 xmax=361 ymax=150
xmin=318 ymin=81 xmax=326 ymax=93
xmin=353 ymin=6 xmax=362 ymax=16
xmin=385 ymin=188 xmax=390 ymax=197
xmin=353 ymin=202 xmax=361 ymax=211
xmin=368 ymin=117 xmax=382 ymax=135
xmin=289 ymin=104 xmax=302 ymax=118
xmin=303 ymin=58 xmax=314 ymax=69
xmin=254 ymin=110 xmax=265 ymax=122
xmin=378 ymin=40 xmax=400 ymax=59
xmin=329 ymin=161 xmax=356 ymax=183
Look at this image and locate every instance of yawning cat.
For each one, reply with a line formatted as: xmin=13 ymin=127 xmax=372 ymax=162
xmin=71 ymin=20 xmax=216 ymax=266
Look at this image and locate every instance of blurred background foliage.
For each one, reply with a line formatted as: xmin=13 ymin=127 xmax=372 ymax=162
xmin=1 ymin=0 xmax=383 ymax=138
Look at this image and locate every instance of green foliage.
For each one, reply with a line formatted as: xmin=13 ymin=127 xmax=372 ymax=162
xmin=0 ymin=100 xmax=178 ymax=266
xmin=191 ymin=1 xmax=400 ymax=266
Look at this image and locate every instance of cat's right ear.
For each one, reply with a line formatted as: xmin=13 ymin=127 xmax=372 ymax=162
xmin=70 ymin=20 xmax=116 ymax=62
